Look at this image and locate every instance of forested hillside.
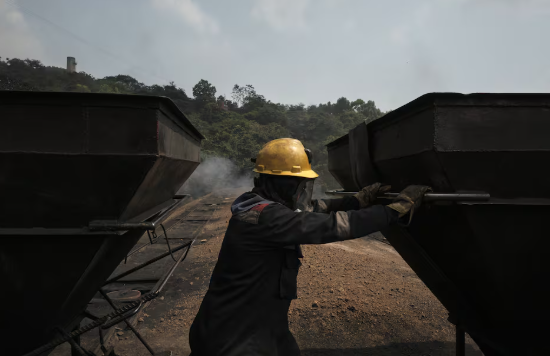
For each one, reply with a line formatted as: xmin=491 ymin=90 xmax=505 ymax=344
xmin=0 ymin=57 xmax=387 ymax=192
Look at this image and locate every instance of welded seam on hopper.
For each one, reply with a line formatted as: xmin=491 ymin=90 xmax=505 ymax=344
xmin=432 ymin=105 xmax=454 ymax=192
xmin=82 ymin=106 xmax=90 ymax=154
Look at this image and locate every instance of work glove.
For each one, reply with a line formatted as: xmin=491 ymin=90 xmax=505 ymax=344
xmin=354 ymin=182 xmax=392 ymax=208
xmin=387 ymin=185 xmax=432 ymax=224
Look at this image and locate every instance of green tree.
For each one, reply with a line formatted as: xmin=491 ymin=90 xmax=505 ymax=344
xmin=97 ymin=83 xmax=118 ymax=93
xmin=232 ymin=84 xmax=266 ymax=111
xmin=333 ymin=97 xmax=351 ymax=114
xmin=304 ymin=111 xmax=345 ymax=144
xmin=73 ymin=84 xmax=91 ymax=93
xmin=101 ymin=75 xmax=144 ymax=92
xmin=356 ymin=100 xmax=384 ymax=122
xmin=244 ymin=105 xmax=287 ymax=126
xmin=231 ymin=84 xmax=255 ymax=107
xmin=193 ymin=79 xmax=217 ymax=104
xmin=351 ymin=99 xmax=365 ymax=112
xmin=339 ymin=111 xmax=366 ymax=130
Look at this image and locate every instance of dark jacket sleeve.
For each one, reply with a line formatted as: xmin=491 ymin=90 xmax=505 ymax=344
xmin=312 ymin=196 xmax=360 ymax=213
xmin=258 ymin=203 xmax=398 ymax=247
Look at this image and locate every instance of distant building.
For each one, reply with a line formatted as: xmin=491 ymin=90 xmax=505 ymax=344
xmin=67 ymin=57 xmax=77 ymax=73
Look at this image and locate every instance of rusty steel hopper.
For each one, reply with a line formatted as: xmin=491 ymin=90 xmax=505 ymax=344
xmin=0 ymin=91 xmax=203 ymax=356
xmin=326 ymin=93 xmax=550 ymax=356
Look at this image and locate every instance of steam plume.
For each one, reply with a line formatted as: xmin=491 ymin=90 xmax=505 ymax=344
xmin=178 ymin=156 xmax=253 ymax=198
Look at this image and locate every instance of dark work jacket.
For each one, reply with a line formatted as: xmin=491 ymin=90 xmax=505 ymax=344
xmin=189 ymin=192 xmax=398 ymax=356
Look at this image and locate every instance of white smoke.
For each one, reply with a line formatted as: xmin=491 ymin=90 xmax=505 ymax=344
xmin=178 ymin=156 xmax=332 ymax=200
xmin=178 ymin=156 xmax=253 ymax=198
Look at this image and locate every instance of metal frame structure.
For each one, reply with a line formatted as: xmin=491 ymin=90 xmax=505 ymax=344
xmin=22 ymin=195 xmax=194 ymax=356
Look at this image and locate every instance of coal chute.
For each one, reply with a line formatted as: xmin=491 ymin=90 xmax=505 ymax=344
xmin=327 ymin=93 xmax=550 ymax=356
xmin=0 ymin=91 xmax=203 ymax=356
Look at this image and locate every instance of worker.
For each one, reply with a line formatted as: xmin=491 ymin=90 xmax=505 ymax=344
xmin=189 ymin=138 xmax=431 ymax=356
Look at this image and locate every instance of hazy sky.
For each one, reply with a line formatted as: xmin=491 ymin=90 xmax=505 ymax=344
xmin=1 ymin=0 xmax=549 ymax=110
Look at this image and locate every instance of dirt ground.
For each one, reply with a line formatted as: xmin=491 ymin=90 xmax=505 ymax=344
xmin=64 ymin=189 xmax=484 ymax=356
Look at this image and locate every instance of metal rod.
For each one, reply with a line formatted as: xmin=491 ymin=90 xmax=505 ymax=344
xmin=126 ymin=236 xmax=157 ymax=259
xmin=89 ymin=221 xmax=155 ymax=231
xmin=89 ymin=195 xmax=189 ymax=232
xmin=99 ymin=327 xmax=108 ymax=355
xmin=100 ymin=302 xmax=143 ymax=329
xmin=325 ymin=190 xmax=490 ymax=202
xmin=103 ymin=241 xmax=191 ymax=285
xmin=83 ymin=310 xmax=100 ymax=321
xmin=22 ymin=293 xmax=159 ymax=356
xmin=55 ymin=327 xmax=94 ymax=356
xmin=119 ymin=195 xmax=190 ymax=259
xmin=99 ymin=289 xmax=156 ymax=356
xmin=456 ymin=324 xmax=466 ymax=356
xmin=161 ymin=224 xmax=177 ymax=262
xmin=382 ymin=192 xmax=490 ymax=202
xmin=156 ymin=241 xmax=193 ymax=294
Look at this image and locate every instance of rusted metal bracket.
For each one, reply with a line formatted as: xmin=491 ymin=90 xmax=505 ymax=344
xmin=89 ymin=195 xmax=189 ymax=232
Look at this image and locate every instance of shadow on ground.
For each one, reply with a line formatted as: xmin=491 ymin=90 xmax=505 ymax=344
xmin=301 ymin=341 xmax=483 ymax=356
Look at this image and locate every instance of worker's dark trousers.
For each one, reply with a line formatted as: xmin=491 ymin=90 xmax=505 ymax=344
xmin=279 ymin=330 xmax=301 ymax=356
xmin=188 ymin=331 xmax=300 ymax=356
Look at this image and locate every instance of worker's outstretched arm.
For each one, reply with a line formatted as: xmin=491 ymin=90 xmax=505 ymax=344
xmin=256 ymin=203 xmax=399 ymax=247
xmin=312 ymin=196 xmax=360 ymax=213
xmin=228 ymin=185 xmax=430 ymax=248
xmin=246 ymin=184 xmax=431 ymax=248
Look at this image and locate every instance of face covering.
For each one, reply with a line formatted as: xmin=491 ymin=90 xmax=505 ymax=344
xmin=292 ymin=179 xmax=315 ymax=212
xmin=253 ymin=174 xmax=300 ymax=208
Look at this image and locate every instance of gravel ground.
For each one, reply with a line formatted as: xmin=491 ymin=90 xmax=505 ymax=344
xmin=289 ymin=238 xmax=482 ymax=355
xmin=90 ymin=190 xmax=484 ymax=355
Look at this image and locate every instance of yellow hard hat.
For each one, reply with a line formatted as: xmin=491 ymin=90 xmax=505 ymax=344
xmin=252 ymin=138 xmax=319 ymax=178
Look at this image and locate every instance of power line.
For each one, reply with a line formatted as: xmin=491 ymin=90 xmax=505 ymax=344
xmin=4 ymin=0 xmax=172 ymax=85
